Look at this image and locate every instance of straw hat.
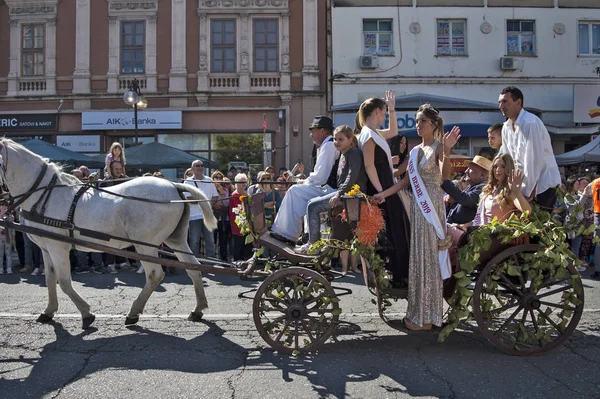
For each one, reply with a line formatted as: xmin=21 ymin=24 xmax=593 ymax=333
xmin=467 ymin=155 xmax=492 ymax=172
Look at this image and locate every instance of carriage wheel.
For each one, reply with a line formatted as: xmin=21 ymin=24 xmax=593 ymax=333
xmin=252 ymin=267 xmax=340 ymax=354
xmin=473 ymin=244 xmax=584 ymax=355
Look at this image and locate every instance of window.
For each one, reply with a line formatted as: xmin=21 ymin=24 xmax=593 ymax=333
xmin=121 ymin=21 xmax=145 ymax=74
xmin=506 ymin=20 xmax=535 ymax=56
xmin=22 ymin=24 xmax=45 ymax=76
xmin=579 ymin=22 xmax=600 ymax=56
xmin=211 ymin=19 xmax=236 ymax=73
xmin=436 ymin=19 xmax=467 ymax=56
xmin=253 ymin=19 xmax=278 ymax=72
xmin=362 ymin=19 xmax=392 ymax=56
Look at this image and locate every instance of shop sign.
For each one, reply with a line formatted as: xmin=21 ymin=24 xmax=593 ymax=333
xmin=0 ymin=114 xmax=57 ymax=131
xmin=82 ymin=111 xmax=182 ymax=130
xmin=574 ymin=85 xmax=600 ymax=123
xmin=56 ymin=135 xmax=101 ymax=152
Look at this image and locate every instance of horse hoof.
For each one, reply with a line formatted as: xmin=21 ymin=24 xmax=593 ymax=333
xmin=36 ymin=313 xmax=53 ymax=324
xmin=125 ymin=316 xmax=139 ymax=325
xmin=187 ymin=311 xmax=203 ymax=322
xmin=82 ymin=314 xmax=96 ymax=329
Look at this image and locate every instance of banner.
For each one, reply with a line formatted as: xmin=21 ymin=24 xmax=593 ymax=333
xmin=0 ymin=114 xmax=57 ymax=131
xmin=82 ymin=111 xmax=182 ymax=130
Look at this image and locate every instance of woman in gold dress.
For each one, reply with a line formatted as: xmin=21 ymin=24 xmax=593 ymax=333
xmin=374 ymin=104 xmax=460 ymax=330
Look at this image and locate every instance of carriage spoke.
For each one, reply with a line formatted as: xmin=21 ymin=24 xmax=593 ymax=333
xmin=488 ymin=300 xmax=520 ymax=316
xmin=294 ymin=321 xmax=300 ymax=349
xmin=529 ymin=309 xmax=544 ymax=347
xmin=537 ymin=285 xmax=572 ymax=298
xmin=261 ymin=306 xmax=287 ymax=314
xmin=518 ymin=273 xmax=527 ymax=293
xmin=493 ymin=306 xmax=523 ymax=337
xmin=274 ymin=320 xmax=292 ymax=342
xmin=301 ymin=320 xmax=316 ymax=343
xmin=535 ymin=309 xmax=565 ymax=335
xmin=538 ymin=301 xmax=576 ymax=311
xmin=499 ymin=275 xmax=524 ymax=297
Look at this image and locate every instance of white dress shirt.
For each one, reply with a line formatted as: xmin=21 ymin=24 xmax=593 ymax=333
xmin=184 ymin=175 xmax=219 ymax=221
xmin=304 ymin=135 xmax=338 ymax=187
xmin=501 ymin=109 xmax=561 ymax=197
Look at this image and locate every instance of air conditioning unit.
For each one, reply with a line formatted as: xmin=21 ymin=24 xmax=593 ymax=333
xmin=359 ymin=55 xmax=378 ymax=69
xmin=500 ymin=57 xmax=517 ymax=71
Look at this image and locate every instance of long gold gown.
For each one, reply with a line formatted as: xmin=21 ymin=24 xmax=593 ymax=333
xmin=406 ymin=141 xmax=445 ymax=327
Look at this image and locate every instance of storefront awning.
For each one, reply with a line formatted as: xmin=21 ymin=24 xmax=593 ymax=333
xmin=332 ymin=93 xmax=501 ymax=112
xmin=547 ymin=124 xmax=600 ymax=135
xmin=401 ymin=123 xmax=490 ymax=138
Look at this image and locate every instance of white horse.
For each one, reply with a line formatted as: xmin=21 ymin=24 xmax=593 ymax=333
xmin=0 ymin=139 xmax=217 ymax=328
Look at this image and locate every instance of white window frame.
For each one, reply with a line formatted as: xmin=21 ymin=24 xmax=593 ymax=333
xmin=506 ymin=19 xmax=536 ymax=57
xmin=436 ymin=19 xmax=467 ymax=56
xmin=252 ymin=17 xmax=280 ymax=73
xmin=362 ymin=19 xmax=393 ymax=56
xmin=578 ymin=21 xmax=600 ymax=56
xmin=210 ymin=18 xmax=238 ymax=73
xmin=107 ymin=0 xmax=157 ymax=93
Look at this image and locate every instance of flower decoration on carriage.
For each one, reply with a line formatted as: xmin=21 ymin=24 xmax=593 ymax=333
xmin=234 ymin=195 xmax=259 ymax=244
xmin=341 ymin=185 xmax=385 ymax=246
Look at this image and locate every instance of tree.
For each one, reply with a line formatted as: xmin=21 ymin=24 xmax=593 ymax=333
xmin=214 ymin=134 xmax=265 ymax=171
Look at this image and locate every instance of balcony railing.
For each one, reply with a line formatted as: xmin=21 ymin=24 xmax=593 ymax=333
xmin=209 ymin=75 xmax=239 ymax=89
xmin=251 ymin=75 xmax=280 ymax=90
xmin=119 ymin=76 xmax=147 ymax=91
xmin=19 ymin=78 xmax=46 ymax=92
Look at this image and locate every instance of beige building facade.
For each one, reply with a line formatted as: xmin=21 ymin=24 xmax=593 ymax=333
xmin=0 ymin=0 xmax=328 ymax=174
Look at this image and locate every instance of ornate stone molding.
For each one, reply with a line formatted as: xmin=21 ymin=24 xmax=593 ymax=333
xmin=10 ymin=6 xmax=57 ymax=15
xmin=109 ymin=2 xmax=157 ymax=11
xmin=280 ymin=94 xmax=292 ymax=107
xmin=198 ymin=0 xmax=288 ymax=12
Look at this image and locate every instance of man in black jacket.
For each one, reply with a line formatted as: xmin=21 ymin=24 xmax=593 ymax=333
xmin=442 ymin=155 xmax=491 ymax=226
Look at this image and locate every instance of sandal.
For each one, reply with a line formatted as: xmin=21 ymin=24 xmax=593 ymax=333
xmin=403 ymin=317 xmax=432 ymax=331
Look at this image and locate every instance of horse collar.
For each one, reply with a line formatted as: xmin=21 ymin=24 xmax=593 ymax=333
xmin=5 ymin=162 xmax=49 ymax=215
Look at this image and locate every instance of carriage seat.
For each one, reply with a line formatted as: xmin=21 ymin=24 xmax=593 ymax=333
xmin=243 ymin=193 xmax=317 ymax=264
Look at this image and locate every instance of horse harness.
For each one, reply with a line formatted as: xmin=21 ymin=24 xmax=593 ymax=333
xmin=7 ymin=162 xmax=90 ymax=240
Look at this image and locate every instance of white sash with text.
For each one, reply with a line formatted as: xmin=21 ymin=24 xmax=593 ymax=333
xmin=408 ymin=146 xmax=452 ymax=280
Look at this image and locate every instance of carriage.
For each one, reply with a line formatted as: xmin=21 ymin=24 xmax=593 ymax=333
xmin=0 ymin=139 xmax=584 ymax=356
xmin=239 ymin=193 xmax=584 ymax=356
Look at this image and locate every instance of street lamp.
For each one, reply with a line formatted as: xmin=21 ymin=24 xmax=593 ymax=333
xmin=123 ymin=78 xmax=148 ymax=144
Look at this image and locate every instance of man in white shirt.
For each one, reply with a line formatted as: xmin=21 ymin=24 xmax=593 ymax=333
xmin=184 ymin=160 xmax=219 ymax=257
xmin=498 ymin=86 xmax=561 ymax=211
xmin=271 ymin=116 xmax=338 ymax=243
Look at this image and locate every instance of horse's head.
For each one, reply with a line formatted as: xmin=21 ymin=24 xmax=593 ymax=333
xmin=0 ymin=138 xmax=50 ymax=197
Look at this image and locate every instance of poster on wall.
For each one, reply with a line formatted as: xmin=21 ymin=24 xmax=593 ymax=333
xmin=573 ymin=85 xmax=600 ymax=123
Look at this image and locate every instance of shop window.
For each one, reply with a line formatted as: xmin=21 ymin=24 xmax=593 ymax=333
xmin=211 ymin=133 xmax=271 ymax=172
xmin=22 ymin=24 xmax=45 ymax=76
xmin=363 ymin=19 xmax=393 ymax=56
xmin=578 ymin=22 xmax=600 ymax=56
xmin=211 ymin=19 xmax=237 ymax=73
xmin=121 ymin=21 xmax=146 ymax=74
xmin=157 ymin=133 xmax=209 ymax=152
xmin=436 ymin=19 xmax=467 ymax=56
xmin=253 ymin=18 xmax=279 ymax=72
xmin=506 ymin=20 xmax=536 ymax=56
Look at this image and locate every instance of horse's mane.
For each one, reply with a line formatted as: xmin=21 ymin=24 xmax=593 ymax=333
xmin=5 ymin=139 xmax=82 ymax=186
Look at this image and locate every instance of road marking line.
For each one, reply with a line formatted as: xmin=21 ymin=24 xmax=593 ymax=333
xmin=2 ymin=308 xmax=600 ymax=321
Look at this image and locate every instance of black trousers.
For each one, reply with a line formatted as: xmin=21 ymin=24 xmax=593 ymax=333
xmin=535 ymin=187 xmax=558 ymax=212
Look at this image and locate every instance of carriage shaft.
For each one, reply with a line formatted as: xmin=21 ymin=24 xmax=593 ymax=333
xmin=2 ymin=220 xmax=240 ymax=276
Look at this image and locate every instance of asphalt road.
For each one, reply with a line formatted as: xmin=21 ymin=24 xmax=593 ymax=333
xmin=1 ymin=265 xmax=600 ymax=399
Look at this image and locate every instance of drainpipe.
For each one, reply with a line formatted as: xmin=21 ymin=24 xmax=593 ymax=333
xmin=326 ymin=0 xmax=333 ymax=116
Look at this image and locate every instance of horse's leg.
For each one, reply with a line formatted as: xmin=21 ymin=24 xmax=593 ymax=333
xmin=37 ymin=249 xmax=57 ymax=323
xmin=125 ymin=245 xmax=164 ymax=325
xmin=46 ymin=245 xmax=95 ymax=329
xmin=163 ymin=238 xmax=208 ymax=322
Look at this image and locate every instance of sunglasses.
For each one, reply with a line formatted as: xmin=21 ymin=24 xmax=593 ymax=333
xmin=194 ymin=164 xmax=203 ymax=168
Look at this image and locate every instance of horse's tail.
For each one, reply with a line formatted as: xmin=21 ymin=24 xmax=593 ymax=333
xmin=174 ymin=183 xmax=218 ymax=232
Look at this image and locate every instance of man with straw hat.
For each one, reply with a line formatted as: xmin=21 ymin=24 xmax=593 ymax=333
xmin=442 ymin=155 xmax=492 ymax=226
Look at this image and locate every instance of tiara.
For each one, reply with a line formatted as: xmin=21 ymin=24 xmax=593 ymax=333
xmin=420 ymin=103 xmax=439 ymax=114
